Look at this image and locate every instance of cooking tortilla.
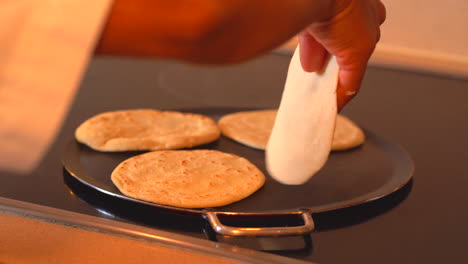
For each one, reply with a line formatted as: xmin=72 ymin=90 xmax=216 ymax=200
xmin=75 ymin=109 xmax=220 ymax=152
xmin=219 ymin=110 xmax=364 ymax=151
xmin=266 ymin=47 xmax=339 ymax=185
xmin=111 ymin=150 xmax=265 ymax=208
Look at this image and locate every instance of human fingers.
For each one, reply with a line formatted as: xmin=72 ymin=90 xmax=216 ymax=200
xmin=336 ymin=62 xmax=367 ymax=111
xmin=304 ymin=0 xmax=385 ymax=110
xmin=298 ymin=31 xmax=328 ymax=73
xmin=335 ymin=0 xmax=385 ymax=110
xmin=376 ymin=0 xmax=386 ymax=25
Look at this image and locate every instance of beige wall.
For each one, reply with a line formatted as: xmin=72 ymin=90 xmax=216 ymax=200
xmin=279 ymin=0 xmax=468 ymax=78
xmin=372 ymin=0 xmax=468 ymax=77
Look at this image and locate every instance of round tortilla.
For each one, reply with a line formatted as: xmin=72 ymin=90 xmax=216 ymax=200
xmin=218 ymin=110 xmax=365 ymax=151
xmin=332 ymin=114 xmax=366 ymax=151
xmin=218 ymin=110 xmax=277 ymax=150
xmin=111 ymin=150 xmax=265 ymax=208
xmin=75 ymin=109 xmax=221 ymax=152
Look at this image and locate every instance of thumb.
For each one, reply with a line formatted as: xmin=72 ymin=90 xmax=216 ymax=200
xmin=298 ymin=31 xmax=327 ymax=73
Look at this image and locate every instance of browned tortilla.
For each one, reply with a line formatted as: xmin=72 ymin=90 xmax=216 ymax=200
xmin=111 ymin=150 xmax=265 ymax=208
xmin=75 ymin=109 xmax=221 ymax=151
xmin=219 ymin=110 xmax=365 ymax=151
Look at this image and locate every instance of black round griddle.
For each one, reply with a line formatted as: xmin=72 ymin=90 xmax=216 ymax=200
xmin=62 ymin=108 xmax=414 ymax=237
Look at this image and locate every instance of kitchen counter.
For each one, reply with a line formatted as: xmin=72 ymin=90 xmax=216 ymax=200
xmin=1 ymin=53 xmax=467 ymax=263
xmin=0 ymin=210 xmax=247 ymax=264
xmin=1 ymin=197 xmax=300 ymax=264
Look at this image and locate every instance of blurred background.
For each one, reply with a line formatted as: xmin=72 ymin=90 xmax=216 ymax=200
xmin=280 ymin=0 xmax=468 ymax=79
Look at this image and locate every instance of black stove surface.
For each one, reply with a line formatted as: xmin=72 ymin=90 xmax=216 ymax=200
xmin=2 ymin=54 xmax=467 ymax=263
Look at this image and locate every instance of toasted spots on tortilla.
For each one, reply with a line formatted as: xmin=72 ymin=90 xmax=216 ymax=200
xmin=111 ymin=150 xmax=265 ymax=208
xmin=75 ymin=109 xmax=220 ymax=152
xmin=219 ymin=110 xmax=364 ymax=151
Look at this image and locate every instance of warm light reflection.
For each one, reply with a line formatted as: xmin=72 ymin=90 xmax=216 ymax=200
xmin=64 ymin=184 xmax=76 ymax=196
xmin=0 ymin=0 xmax=111 ymax=175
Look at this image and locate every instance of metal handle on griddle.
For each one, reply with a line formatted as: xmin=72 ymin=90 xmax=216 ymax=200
xmin=205 ymin=210 xmax=314 ymax=237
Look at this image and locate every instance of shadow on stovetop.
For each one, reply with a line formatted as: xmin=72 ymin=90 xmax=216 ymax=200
xmin=63 ymin=169 xmax=412 ymax=258
xmin=313 ymin=179 xmax=413 ymax=232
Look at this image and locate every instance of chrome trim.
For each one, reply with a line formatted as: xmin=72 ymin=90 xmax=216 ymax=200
xmin=205 ymin=210 xmax=315 ymax=237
